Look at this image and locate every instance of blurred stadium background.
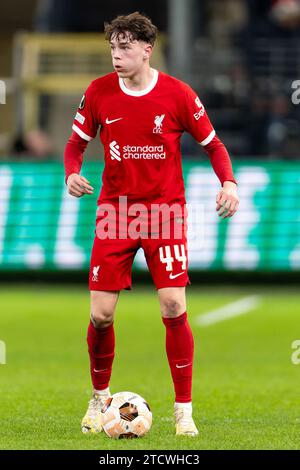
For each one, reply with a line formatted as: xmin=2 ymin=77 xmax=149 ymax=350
xmin=0 ymin=0 xmax=299 ymax=450
xmin=1 ymin=0 xmax=300 ymax=276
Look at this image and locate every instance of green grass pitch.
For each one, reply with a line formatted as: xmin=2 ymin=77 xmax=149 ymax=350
xmin=0 ymin=284 xmax=299 ymax=450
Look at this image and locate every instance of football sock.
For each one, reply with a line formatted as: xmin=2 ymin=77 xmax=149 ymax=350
xmin=94 ymin=386 xmax=110 ymax=397
xmin=87 ymin=320 xmax=115 ymax=391
xmin=162 ymin=312 xmax=194 ymax=403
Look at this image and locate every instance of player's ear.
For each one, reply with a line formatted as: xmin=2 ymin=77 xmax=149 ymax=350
xmin=143 ymin=43 xmax=152 ymax=60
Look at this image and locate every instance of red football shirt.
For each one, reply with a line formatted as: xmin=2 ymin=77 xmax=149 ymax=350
xmin=72 ymin=69 xmax=215 ymax=207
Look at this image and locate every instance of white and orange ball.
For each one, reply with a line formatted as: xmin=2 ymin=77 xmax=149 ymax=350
xmin=101 ymin=391 xmax=152 ymax=439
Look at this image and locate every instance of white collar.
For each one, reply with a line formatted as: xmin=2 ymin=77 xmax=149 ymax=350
xmin=119 ymin=69 xmax=159 ymax=97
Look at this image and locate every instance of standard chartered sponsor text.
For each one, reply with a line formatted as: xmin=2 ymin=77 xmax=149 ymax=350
xmin=123 ymin=144 xmax=166 ymax=159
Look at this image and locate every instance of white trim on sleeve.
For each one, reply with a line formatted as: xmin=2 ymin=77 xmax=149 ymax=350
xmin=72 ymin=124 xmax=93 ymax=142
xmin=198 ymin=129 xmax=216 ymax=147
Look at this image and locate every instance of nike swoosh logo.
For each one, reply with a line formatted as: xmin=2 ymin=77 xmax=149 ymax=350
xmin=169 ymin=272 xmax=185 ymax=279
xmin=105 ymin=117 xmax=123 ymax=124
xmin=176 ymin=363 xmax=191 ymax=369
xmin=93 ymin=368 xmax=108 ymax=373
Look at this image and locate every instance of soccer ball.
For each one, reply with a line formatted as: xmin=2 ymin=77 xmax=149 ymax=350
xmin=101 ymin=391 xmax=152 ymax=439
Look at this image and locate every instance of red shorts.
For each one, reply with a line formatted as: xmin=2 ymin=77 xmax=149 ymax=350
xmin=89 ymin=216 xmax=190 ymax=291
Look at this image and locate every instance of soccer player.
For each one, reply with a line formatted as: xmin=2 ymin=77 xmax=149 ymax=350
xmin=64 ymin=12 xmax=239 ymax=437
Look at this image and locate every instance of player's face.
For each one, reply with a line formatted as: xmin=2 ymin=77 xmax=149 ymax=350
xmin=110 ymin=32 xmax=152 ymax=78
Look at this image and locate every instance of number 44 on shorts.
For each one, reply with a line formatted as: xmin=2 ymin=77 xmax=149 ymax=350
xmin=159 ymin=244 xmax=187 ymax=272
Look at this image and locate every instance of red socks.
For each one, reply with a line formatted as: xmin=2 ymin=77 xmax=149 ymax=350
xmin=162 ymin=312 xmax=194 ymax=403
xmin=87 ymin=313 xmax=194 ymax=401
xmin=87 ymin=320 xmax=115 ymax=391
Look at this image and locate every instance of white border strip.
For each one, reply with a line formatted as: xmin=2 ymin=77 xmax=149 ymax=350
xmin=119 ymin=68 xmax=158 ymax=96
xmin=195 ymin=295 xmax=261 ymax=327
xmin=198 ymin=129 xmax=216 ymax=146
xmin=72 ymin=124 xmax=93 ymax=142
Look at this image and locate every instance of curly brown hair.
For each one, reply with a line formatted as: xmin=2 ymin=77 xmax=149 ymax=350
xmin=104 ymin=12 xmax=157 ymax=46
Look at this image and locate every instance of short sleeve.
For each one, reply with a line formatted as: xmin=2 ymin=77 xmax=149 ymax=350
xmin=72 ymin=82 xmax=99 ymax=141
xmin=181 ymin=84 xmax=215 ymax=146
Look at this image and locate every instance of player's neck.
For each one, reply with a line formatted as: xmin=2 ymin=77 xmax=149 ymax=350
xmin=122 ymin=66 xmax=155 ymax=92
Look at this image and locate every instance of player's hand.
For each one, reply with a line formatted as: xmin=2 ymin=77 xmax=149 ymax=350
xmin=216 ymin=181 xmax=239 ymax=219
xmin=67 ymin=173 xmax=94 ymax=198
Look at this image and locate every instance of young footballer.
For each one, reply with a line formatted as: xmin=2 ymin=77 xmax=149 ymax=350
xmin=64 ymin=12 xmax=239 ymax=436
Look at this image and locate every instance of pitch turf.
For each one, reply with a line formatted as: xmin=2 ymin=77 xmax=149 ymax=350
xmin=0 ymin=284 xmax=299 ymax=450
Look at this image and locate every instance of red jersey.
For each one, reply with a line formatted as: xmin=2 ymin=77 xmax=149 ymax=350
xmin=71 ymin=69 xmax=216 ymax=207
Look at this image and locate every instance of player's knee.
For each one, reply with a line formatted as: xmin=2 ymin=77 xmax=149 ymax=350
xmin=161 ymin=298 xmax=185 ymax=318
xmin=90 ymin=309 xmax=114 ymax=329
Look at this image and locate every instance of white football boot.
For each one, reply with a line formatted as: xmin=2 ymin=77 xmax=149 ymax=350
xmin=174 ymin=402 xmax=199 ymax=436
xmin=81 ymin=388 xmax=111 ymax=434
